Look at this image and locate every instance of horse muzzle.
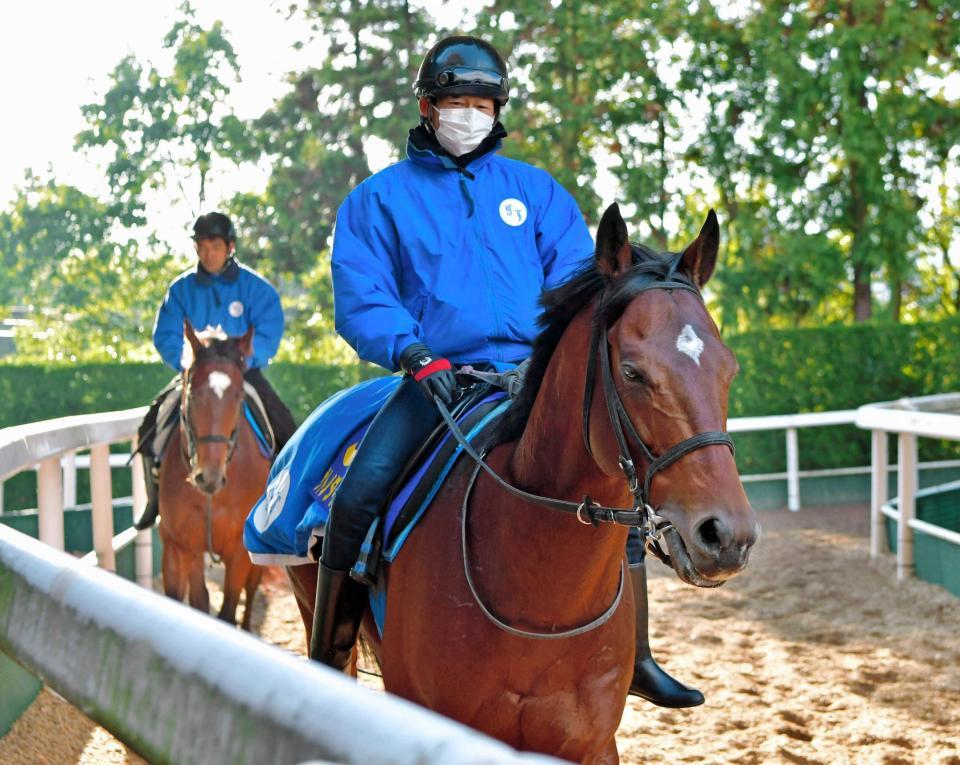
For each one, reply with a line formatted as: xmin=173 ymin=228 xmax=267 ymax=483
xmin=191 ymin=467 xmax=226 ymax=496
xmin=657 ymin=508 xmax=760 ymax=588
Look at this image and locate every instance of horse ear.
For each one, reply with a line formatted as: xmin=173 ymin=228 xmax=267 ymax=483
xmin=679 ymin=209 xmax=720 ymax=288
xmin=236 ymin=325 xmax=254 ymax=359
xmin=595 ymin=203 xmax=633 ymax=277
xmin=184 ymin=320 xmax=202 ymax=359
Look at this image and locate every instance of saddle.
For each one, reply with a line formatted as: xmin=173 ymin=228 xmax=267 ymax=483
xmin=349 ymin=382 xmax=508 ymax=584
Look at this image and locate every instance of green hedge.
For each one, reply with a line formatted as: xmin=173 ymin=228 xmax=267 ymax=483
xmin=2 ymin=317 xmax=960 ymax=510
xmin=726 ymin=317 xmax=960 ymax=473
xmin=0 ymin=362 xmax=383 ymax=511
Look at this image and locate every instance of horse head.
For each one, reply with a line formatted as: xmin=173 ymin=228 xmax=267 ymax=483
xmin=180 ymin=320 xmax=253 ymax=495
xmin=588 ymin=203 xmax=759 ymax=586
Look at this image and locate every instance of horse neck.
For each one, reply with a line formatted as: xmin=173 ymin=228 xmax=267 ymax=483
xmin=477 ymin=306 xmax=630 ymax=607
xmin=510 ymin=306 xmax=626 ymax=509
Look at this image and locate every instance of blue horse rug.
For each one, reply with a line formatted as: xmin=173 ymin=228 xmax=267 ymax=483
xmin=244 ymin=377 xmax=510 ymax=569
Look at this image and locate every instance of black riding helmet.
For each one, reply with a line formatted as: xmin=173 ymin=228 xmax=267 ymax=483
xmin=413 ymin=36 xmax=509 ymax=106
xmin=192 ymin=212 xmax=236 ymax=244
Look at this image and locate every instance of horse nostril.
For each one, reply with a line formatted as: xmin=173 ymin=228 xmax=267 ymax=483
xmin=695 ymin=517 xmax=733 ymax=552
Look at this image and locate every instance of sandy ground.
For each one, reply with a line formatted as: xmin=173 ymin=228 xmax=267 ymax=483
xmin=2 ymin=503 xmax=958 ymax=764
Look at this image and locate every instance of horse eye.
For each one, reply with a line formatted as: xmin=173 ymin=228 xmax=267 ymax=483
xmin=620 ymin=364 xmax=647 ymax=384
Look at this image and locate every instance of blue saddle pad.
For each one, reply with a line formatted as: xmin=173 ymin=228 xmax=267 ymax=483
xmin=244 ymin=376 xmax=400 ymax=565
xmin=244 ymin=377 xmax=510 ymax=568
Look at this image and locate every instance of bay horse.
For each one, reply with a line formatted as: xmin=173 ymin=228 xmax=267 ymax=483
xmin=158 ymin=322 xmax=269 ymax=628
xmin=289 ymin=204 xmax=759 ymax=763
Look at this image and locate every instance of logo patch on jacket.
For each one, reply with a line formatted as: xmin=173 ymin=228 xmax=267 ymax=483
xmin=229 ymin=300 xmax=244 ymax=317
xmin=499 ymin=198 xmax=527 ymax=227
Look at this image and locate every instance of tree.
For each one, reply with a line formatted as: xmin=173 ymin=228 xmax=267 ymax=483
xmin=75 ymin=1 xmax=246 ymax=226
xmin=0 ymin=173 xmax=181 ymax=362
xmin=679 ymin=0 xmax=960 ymax=326
xmin=226 ymin=0 xmax=438 ymax=362
xmin=230 ymin=0 xmax=436 ymax=279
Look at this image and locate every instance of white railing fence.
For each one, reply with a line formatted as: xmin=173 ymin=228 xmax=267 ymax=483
xmin=856 ymin=392 xmax=960 ymax=581
xmin=0 ymin=526 xmax=560 ymax=765
xmin=0 ymin=407 xmax=151 ymax=584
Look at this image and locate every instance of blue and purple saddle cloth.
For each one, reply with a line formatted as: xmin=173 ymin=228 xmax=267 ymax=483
xmin=243 ymin=376 xmax=510 ymax=571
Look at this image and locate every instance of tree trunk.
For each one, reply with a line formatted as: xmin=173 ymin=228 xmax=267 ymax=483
xmin=853 ymin=260 xmax=872 ymax=321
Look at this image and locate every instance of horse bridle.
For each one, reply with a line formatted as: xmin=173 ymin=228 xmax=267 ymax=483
xmin=441 ymin=275 xmax=736 ymax=638
xmin=580 ymin=278 xmax=735 ymax=556
xmin=440 ymin=277 xmax=734 ymax=546
xmin=179 ymin=368 xmax=241 ymax=476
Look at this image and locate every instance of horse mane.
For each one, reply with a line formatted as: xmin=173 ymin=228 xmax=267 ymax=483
xmin=181 ymin=326 xmax=246 ymax=371
xmin=491 ymin=244 xmax=692 ymax=445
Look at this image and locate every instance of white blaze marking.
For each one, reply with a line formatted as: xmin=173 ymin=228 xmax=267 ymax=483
xmin=207 ymin=370 xmax=233 ymax=399
xmin=676 ymin=324 xmax=704 ymax=365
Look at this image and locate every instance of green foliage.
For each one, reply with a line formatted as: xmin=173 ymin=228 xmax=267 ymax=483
xmin=6 ymin=317 xmax=960 ymax=504
xmin=0 ymin=174 xmax=183 ymax=362
xmin=727 ymin=316 xmax=960 ymax=474
xmin=2 ymin=0 xmax=959 ymax=368
xmin=229 ymin=0 xmax=437 ymax=281
xmin=677 ymin=0 xmax=960 ymax=327
xmin=75 ymin=1 xmax=245 ymax=222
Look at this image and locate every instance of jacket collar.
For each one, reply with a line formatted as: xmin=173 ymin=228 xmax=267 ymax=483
xmin=406 ymin=122 xmax=507 ymax=173
xmin=195 ymin=256 xmax=241 ymax=286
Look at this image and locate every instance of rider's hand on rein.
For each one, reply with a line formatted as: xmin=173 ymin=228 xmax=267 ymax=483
xmin=400 ymin=342 xmax=457 ymax=405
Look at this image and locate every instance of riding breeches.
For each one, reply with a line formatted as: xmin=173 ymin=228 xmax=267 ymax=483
xmin=321 ymin=375 xmax=443 ymax=572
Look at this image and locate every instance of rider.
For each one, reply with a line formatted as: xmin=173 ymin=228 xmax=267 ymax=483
xmin=314 ymin=35 xmax=702 ymax=708
xmin=134 ymin=212 xmax=297 ymax=530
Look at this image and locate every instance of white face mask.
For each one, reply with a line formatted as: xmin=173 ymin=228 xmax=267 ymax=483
xmin=432 ymin=106 xmax=495 ymax=157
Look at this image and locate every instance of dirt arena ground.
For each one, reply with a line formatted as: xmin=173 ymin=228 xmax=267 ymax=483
xmin=2 ymin=503 xmax=958 ymax=764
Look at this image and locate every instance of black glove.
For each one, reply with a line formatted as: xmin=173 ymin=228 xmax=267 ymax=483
xmin=399 ymin=342 xmax=456 ymax=405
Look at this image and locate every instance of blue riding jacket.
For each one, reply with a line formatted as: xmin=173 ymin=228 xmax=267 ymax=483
xmin=331 ymin=133 xmax=595 ymax=371
xmin=153 ymin=258 xmax=284 ymax=371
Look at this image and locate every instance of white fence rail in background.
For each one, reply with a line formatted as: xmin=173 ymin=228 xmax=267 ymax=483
xmin=856 ymin=392 xmax=960 ymax=582
xmin=0 ymin=525 xmax=561 ymax=765
xmin=727 ymin=409 xmax=858 ymax=511
xmin=0 ymin=407 xmax=152 ymax=584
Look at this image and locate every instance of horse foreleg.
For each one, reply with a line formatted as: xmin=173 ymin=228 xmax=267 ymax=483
xmin=585 ymin=738 xmax=620 ymax=765
xmin=186 ymin=553 xmax=210 ymax=614
xmin=218 ymin=551 xmax=252 ymax=627
xmin=240 ymin=565 xmax=264 ymax=632
xmin=162 ymin=544 xmax=189 ymax=603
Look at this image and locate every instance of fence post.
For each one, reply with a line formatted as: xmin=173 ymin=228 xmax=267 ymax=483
xmin=870 ymin=429 xmax=888 ymax=558
xmin=785 ymin=427 xmax=800 ymax=511
xmin=89 ymin=443 xmax=116 ymax=572
xmin=130 ymin=437 xmax=153 ymax=589
xmin=37 ymin=457 xmax=64 ymax=550
xmin=896 ymin=432 xmax=917 ymax=582
xmin=62 ymin=451 xmax=77 ymax=509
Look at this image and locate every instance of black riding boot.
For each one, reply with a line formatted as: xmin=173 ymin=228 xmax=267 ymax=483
xmin=309 ymin=564 xmax=368 ymax=671
xmin=133 ymin=454 xmax=161 ymax=531
xmin=629 ymin=560 xmax=705 ymax=707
